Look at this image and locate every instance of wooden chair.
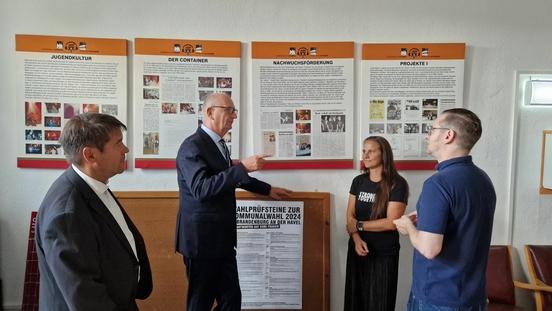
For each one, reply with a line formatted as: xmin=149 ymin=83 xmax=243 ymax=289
xmin=517 ymin=245 xmax=552 ymax=311
xmin=486 ymin=245 xmax=523 ymax=310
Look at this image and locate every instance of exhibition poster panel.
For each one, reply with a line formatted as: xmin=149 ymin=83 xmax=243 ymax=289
xmin=236 ymin=200 xmax=304 ymax=309
xmin=361 ymin=43 xmax=465 ymax=169
xmin=251 ymin=41 xmax=354 ymax=169
xmin=16 ymin=34 xmax=127 ymax=168
xmin=134 ymin=38 xmax=241 ymax=169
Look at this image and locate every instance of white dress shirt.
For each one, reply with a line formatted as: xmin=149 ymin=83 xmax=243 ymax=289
xmin=72 ymin=164 xmax=138 ymax=261
xmin=201 ymin=124 xmax=227 ymax=160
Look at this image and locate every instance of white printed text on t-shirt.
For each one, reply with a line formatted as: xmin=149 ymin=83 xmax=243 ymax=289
xmin=357 ymin=191 xmax=375 ymax=203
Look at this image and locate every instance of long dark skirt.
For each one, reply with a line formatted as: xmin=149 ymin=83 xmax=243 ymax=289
xmin=343 ymin=239 xmax=399 ymax=311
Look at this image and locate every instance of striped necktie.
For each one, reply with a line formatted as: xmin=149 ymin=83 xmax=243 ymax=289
xmin=219 ymin=139 xmax=231 ymax=167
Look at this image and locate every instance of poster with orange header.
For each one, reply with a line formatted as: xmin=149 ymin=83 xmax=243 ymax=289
xmin=251 ymin=42 xmax=354 ymax=170
xmin=133 ymin=38 xmax=241 ymax=169
xmin=16 ymin=34 xmax=127 ymax=169
xmin=361 ymin=43 xmax=465 ymax=170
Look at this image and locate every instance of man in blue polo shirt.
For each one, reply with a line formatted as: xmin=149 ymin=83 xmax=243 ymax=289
xmin=394 ymin=108 xmax=496 ymax=310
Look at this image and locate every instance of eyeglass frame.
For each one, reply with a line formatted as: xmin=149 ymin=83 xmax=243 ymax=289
xmin=210 ymin=105 xmax=238 ymax=114
xmin=427 ymin=126 xmax=450 ymax=135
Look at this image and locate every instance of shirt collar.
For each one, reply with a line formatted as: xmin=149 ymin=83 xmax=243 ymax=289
xmin=437 ymin=155 xmax=472 ymax=171
xmin=201 ymin=124 xmax=223 ymax=144
xmin=72 ymin=164 xmax=109 ymax=196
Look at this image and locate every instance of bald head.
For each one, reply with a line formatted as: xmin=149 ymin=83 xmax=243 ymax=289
xmin=203 ymin=93 xmax=232 ymax=117
xmin=202 ymin=93 xmax=237 ymax=137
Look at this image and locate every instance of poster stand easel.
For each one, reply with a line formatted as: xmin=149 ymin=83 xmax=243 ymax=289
xmin=116 ymin=191 xmax=330 ymax=311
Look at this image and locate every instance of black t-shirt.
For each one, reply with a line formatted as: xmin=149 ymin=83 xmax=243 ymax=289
xmin=349 ymin=173 xmax=408 ymax=256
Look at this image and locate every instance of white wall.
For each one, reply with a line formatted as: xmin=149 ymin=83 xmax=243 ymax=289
xmin=509 ymin=73 xmax=552 ymax=309
xmin=2 ymin=0 xmax=551 ymax=309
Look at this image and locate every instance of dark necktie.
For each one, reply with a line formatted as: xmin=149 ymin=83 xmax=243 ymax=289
xmin=219 ymin=139 xmax=231 ymax=167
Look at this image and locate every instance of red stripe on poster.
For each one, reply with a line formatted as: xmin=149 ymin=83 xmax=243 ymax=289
xmin=17 ymin=158 xmax=69 ymax=169
xmin=395 ymin=161 xmax=437 ymax=171
xmin=136 ymin=159 xmax=355 ymax=170
xmin=263 ymin=160 xmax=353 ymax=170
xmin=17 ymin=159 xmax=129 ymax=170
xmin=135 ymin=159 xmax=176 ymax=169
xmin=360 ymin=160 xmax=436 ymax=171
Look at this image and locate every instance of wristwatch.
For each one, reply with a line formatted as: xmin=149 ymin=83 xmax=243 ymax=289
xmin=356 ymin=221 xmax=364 ymax=232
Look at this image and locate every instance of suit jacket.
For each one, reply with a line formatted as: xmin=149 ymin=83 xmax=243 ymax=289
xmin=176 ymin=128 xmax=271 ymax=259
xmin=36 ymin=167 xmax=152 ymax=311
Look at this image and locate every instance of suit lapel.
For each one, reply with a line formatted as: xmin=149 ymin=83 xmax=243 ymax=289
xmin=108 ymin=188 xmax=140 ymax=241
xmin=108 ymin=190 xmax=153 ymax=296
xmin=66 ymin=167 xmax=137 ymax=262
xmin=197 ymin=128 xmax=230 ymax=168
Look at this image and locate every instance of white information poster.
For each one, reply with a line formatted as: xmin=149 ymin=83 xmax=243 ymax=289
xmin=133 ymin=38 xmax=241 ymax=169
xmin=361 ymin=43 xmax=465 ymax=166
xmin=236 ymin=200 xmax=304 ymax=309
xmin=251 ymin=42 xmax=354 ymax=169
xmin=16 ymin=34 xmax=127 ymax=169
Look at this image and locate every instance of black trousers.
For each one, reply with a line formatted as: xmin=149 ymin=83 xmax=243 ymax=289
xmin=184 ymin=256 xmax=241 ymax=311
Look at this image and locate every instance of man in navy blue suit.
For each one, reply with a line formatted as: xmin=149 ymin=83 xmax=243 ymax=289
xmin=176 ymin=93 xmax=291 ymax=311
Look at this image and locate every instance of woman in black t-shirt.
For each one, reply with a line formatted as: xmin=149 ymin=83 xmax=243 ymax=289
xmin=344 ymin=136 xmax=409 ymax=311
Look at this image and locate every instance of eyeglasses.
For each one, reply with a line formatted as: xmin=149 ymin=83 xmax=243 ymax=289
xmin=211 ymin=105 xmax=238 ymax=114
xmin=427 ymin=126 xmax=450 ymax=135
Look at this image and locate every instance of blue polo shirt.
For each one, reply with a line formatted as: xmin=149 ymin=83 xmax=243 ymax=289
xmin=411 ymin=156 xmax=496 ymax=307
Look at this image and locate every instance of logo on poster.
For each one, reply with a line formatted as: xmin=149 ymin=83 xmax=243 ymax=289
xmin=298 ymin=47 xmax=308 ymax=56
xmin=64 ymin=41 xmax=78 ymax=52
xmin=422 ymin=48 xmax=429 ymax=57
xmin=182 ymin=44 xmax=194 ymax=54
xmin=408 ymin=48 xmax=420 ymax=58
xmin=288 ymin=46 xmax=317 ymax=58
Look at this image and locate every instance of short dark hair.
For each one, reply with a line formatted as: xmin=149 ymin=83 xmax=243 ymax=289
xmin=441 ymin=108 xmax=482 ymax=151
xmin=59 ymin=113 xmax=126 ymax=165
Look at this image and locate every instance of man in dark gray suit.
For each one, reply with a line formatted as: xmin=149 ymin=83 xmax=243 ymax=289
xmin=36 ymin=113 xmax=152 ymax=310
xmin=176 ymin=93 xmax=290 ymax=311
